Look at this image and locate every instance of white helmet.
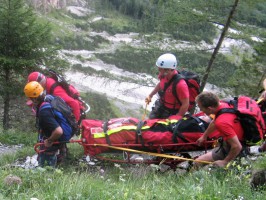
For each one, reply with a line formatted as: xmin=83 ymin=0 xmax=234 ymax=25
xmin=156 ymin=53 xmax=178 ymax=69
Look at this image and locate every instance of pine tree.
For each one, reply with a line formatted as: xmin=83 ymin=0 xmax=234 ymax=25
xmin=0 ymin=0 xmax=57 ymax=129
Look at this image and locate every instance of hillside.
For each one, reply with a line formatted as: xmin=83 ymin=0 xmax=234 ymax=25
xmin=30 ymin=0 xmax=265 ymax=117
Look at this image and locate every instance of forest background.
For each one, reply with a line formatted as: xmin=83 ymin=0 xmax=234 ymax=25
xmin=0 ymin=0 xmax=265 ymax=130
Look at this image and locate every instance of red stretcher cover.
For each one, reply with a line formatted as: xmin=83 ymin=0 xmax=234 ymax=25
xmin=81 ymin=116 xmax=221 ymax=156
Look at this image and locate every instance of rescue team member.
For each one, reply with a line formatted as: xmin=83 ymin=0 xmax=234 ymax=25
xmin=195 ymin=92 xmax=244 ymax=168
xmin=24 ymin=81 xmax=72 ymax=167
xmin=145 ymin=53 xmax=189 ymax=119
xmin=27 ymin=72 xmax=81 ymax=122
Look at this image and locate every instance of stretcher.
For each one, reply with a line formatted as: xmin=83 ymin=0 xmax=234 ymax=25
xmin=34 ymin=114 xmax=221 ymax=169
xmin=79 ymin=115 xmax=221 ymax=168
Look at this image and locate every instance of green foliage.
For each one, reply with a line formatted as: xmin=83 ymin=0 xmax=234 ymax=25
xmin=56 ymin=34 xmax=109 ymax=50
xmin=252 ymin=154 xmax=266 ymax=170
xmin=97 ymin=46 xmax=160 ymax=75
xmin=97 ymin=46 xmax=239 ymax=92
xmin=81 ymin=92 xmax=119 ymax=120
xmin=227 ymin=40 xmax=266 ymax=97
xmin=100 ymin=0 xmax=217 ymax=42
xmin=0 ymin=129 xmax=36 ymax=146
xmin=236 ymin=0 xmax=266 ymax=28
xmin=90 ymin=16 xmax=138 ymax=34
xmin=0 ymin=161 xmax=265 ymax=199
xmin=0 ymin=0 xmax=62 ymax=129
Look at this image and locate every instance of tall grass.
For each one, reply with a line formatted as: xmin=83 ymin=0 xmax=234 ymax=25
xmin=0 ymin=161 xmax=265 ymax=199
xmin=0 ymin=131 xmax=265 ymax=199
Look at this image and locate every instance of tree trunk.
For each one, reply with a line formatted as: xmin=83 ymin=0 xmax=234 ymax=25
xmin=3 ymin=68 xmax=11 ymax=130
xmin=200 ymin=0 xmax=239 ymax=92
xmin=3 ymin=93 xmax=10 ymax=130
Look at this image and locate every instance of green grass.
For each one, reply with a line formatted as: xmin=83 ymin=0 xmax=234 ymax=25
xmin=0 ymin=160 xmax=265 ymax=199
xmin=0 ymin=130 xmax=265 ymax=199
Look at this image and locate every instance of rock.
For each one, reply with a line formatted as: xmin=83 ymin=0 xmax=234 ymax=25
xmin=250 ymin=169 xmax=266 ymax=189
xmin=4 ymin=175 xmax=22 ymax=186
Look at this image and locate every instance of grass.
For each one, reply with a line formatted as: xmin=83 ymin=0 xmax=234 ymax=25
xmin=0 ymin=159 xmax=265 ymax=199
xmin=0 ymin=130 xmax=266 ymax=199
xmin=5 ymin=124 xmax=263 ymax=200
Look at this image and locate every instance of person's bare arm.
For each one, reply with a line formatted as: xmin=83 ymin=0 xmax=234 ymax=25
xmin=44 ymin=126 xmax=63 ymax=147
xmin=145 ymin=83 xmax=160 ymax=104
xmin=197 ymin=120 xmax=215 ymax=145
xmin=176 ymin=97 xmax=189 ymax=117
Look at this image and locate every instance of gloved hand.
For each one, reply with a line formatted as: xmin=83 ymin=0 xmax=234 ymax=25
xmin=168 ymin=115 xmax=182 ymax=121
xmin=145 ymin=96 xmax=152 ymax=104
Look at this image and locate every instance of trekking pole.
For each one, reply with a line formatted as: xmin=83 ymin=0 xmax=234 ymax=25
xmin=142 ymin=103 xmax=148 ymax=120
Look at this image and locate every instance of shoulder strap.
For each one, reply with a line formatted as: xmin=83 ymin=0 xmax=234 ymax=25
xmin=49 ymin=82 xmax=60 ymax=95
xmin=172 ymin=74 xmax=184 ymax=105
xmin=215 ymin=108 xmax=237 ymax=119
xmin=163 ymin=74 xmax=181 ymax=92
xmin=39 ymin=102 xmax=52 ymax=111
xmin=49 ymin=79 xmax=73 ymax=98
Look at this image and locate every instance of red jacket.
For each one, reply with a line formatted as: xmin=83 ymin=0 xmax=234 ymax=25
xmin=214 ymin=102 xmax=244 ymax=142
xmin=45 ymin=77 xmax=81 ymax=121
xmin=159 ymin=70 xmax=189 ymax=109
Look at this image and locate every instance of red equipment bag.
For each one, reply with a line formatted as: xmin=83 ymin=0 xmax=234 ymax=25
xmin=81 ymin=115 xmax=220 ymax=156
xmin=217 ymin=96 xmax=265 ymax=145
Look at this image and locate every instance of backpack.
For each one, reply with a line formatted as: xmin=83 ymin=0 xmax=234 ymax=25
xmin=47 ymin=69 xmax=80 ymax=100
xmin=161 ymin=70 xmax=200 ymax=110
xmin=215 ymin=96 xmax=265 ymax=145
xmin=171 ymin=114 xmax=209 ymax=143
xmin=40 ymin=95 xmax=79 ymax=137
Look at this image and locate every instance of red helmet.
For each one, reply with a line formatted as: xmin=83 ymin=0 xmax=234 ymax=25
xmin=28 ymin=72 xmax=46 ymax=83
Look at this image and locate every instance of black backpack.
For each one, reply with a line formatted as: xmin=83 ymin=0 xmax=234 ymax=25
xmin=43 ymin=95 xmax=79 ymax=136
xmin=161 ymin=70 xmax=200 ymax=109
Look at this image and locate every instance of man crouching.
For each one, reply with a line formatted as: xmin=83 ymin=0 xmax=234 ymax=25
xmin=195 ymin=91 xmax=244 ymax=168
xmin=24 ymin=81 xmax=72 ymax=167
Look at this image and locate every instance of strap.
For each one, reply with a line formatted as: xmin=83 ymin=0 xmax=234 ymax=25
xmin=49 ymin=82 xmax=59 ymax=96
xmin=160 ymin=74 xmax=180 ymax=101
xmin=135 ymin=120 xmax=145 ymax=147
xmin=190 ymin=116 xmax=206 ymax=133
xmin=171 ymin=74 xmax=184 ymax=106
xmin=103 ymin=121 xmax=111 ymax=145
xmin=172 ymin=120 xmax=189 ymax=143
xmin=215 ymin=108 xmax=237 ymax=119
xmin=49 ymin=81 xmax=74 ymax=99
xmin=163 ymin=74 xmax=179 ymax=92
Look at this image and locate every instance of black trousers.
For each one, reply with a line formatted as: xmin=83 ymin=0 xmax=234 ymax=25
xmin=149 ymin=99 xmax=179 ymax=119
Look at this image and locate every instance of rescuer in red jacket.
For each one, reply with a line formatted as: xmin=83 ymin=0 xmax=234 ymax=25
xmin=27 ymin=72 xmax=81 ymax=122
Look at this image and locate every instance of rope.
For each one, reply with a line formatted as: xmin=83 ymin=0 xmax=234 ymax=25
xmin=94 ymin=144 xmax=213 ymax=164
xmin=142 ymin=103 xmax=148 ymax=120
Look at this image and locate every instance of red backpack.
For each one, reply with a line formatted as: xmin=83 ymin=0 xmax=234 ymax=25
xmin=216 ymin=96 xmax=265 ymax=145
